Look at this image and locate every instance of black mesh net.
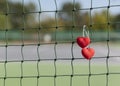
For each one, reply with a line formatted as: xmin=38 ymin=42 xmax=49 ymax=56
xmin=0 ymin=0 xmax=120 ymax=86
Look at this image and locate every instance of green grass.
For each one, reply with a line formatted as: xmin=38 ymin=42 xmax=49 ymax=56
xmin=0 ymin=61 xmax=120 ymax=86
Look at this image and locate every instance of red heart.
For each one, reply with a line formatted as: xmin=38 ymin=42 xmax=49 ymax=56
xmin=81 ymin=48 xmax=95 ymax=60
xmin=77 ymin=37 xmax=90 ymax=48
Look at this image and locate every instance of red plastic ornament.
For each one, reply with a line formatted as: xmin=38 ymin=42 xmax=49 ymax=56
xmin=81 ymin=48 xmax=95 ymax=60
xmin=77 ymin=37 xmax=90 ymax=48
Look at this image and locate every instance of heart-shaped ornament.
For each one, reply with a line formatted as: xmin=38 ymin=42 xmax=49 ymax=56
xmin=77 ymin=37 xmax=90 ymax=48
xmin=81 ymin=48 xmax=95 ymax=60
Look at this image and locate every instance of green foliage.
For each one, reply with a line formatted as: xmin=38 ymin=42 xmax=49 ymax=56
xmin=0 ymin=0 xmax=36 ymax=29
xmin=92 ymin=10 xmax=108 ymax=31
xmin=58 ymin=2 xmax=116 ymax=31
xmin=59 ymin=2 xmax=81 ymax=19
xmin=58 ymin=2 xmax=115 ymax=31
xmin=8 ymin=2 xmax=36 ymax=29
xmin=92 ymin=10 xmax=113 ymax=31
xmin=0 ymin=15 xmax=11 ymax=30
xmin=0 ymin=15 xmax=6 ymax=29
xmin=0 ymin=0 xmax=6 ymax=13
xmin=40 ymin=18 xmax=64 ymax=32
xmin=0 ymin=0 xmax=119 ymax=32
xmin=41 ymin=18 xmax=56 ymax=28
xmin=112 ymin=14 xmax=120 ymax=31
xmin=58 ymin=2 xmax=82 ymax=30
xmin=0 ymin=0 xmax=11 ymax=30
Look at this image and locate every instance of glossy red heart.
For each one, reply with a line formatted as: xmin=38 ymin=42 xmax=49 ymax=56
xmin=81 ymin=48 xmax=95 ymax=60
xmin=77 ymin=37 xmax=90 ymax=48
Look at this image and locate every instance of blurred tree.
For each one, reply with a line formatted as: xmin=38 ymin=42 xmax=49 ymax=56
xmin=92 ymin=10 xmax=113 ymax=31
xmin=58 ymin=2 xmax=83 ymax=30
xmin=81 ymin=12 xmax=90 ymax=26
xmin=0 ymin=15 xmax=11 ymax=29
xmin=41 ymin=18 xmax=56 ymax=30
xmin=41 ymin=18 xmax=64 ymax=32
xmin=112 ymin=14 xmax=120 ymax=31
xmin=59 ymin=2 xmax=81 ymax=21
xmin=0 ymin=0 xmax=11 ymax=29
xmin=0 ymin=0 xmax=6 ymax=13
xmin=8 ymin=2 xmax=36 ymax=29
xmin=0 ymin=0 xmax=36 ymax=29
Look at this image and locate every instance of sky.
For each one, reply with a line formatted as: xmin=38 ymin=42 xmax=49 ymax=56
xmin=28 ymin=0 xmax=120 ymax=13
xmin=10 ymin=0 xmax=120 ymax=19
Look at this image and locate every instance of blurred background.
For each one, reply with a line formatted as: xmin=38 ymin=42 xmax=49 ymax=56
xmin=0 ymin=0 xmax=120 ymax=44
xmin=0 ymin=1 xmax=120 ymax=86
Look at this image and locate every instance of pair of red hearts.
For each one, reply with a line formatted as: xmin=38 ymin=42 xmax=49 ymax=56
xmin=77 ymin=37 xmax=95 ymax=60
